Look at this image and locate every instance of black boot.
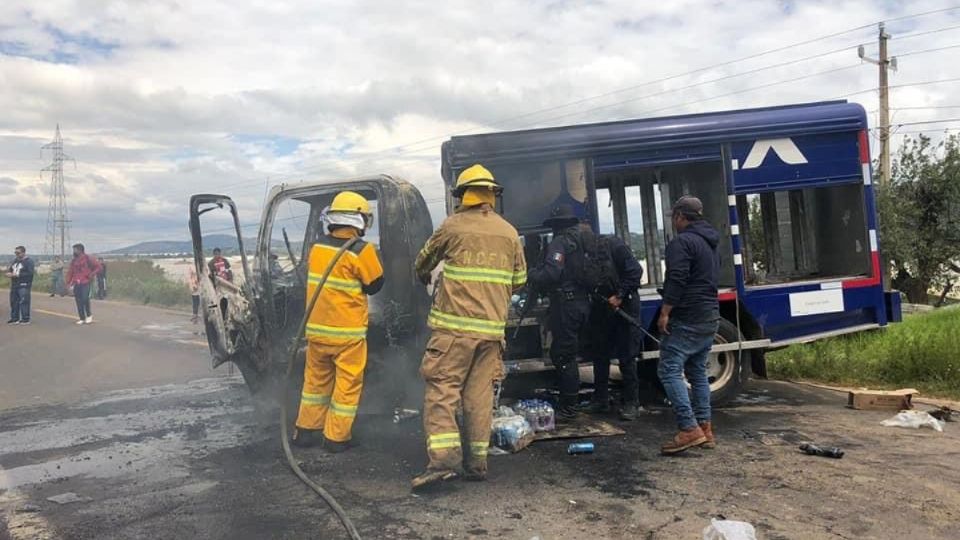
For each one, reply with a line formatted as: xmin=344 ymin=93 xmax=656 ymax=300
xmin=291 ymin=428 xmax=323 ymax=448
xmin=557 ymin=394 xmax=580 ymax=419
xmin=619 ymin=403 xmax=640 ymax=421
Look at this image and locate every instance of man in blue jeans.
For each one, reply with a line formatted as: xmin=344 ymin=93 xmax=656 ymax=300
xmin=657 ymin=196 xmax=720 ymax=455
xmin=7 ymin=246 xmax=34 ymax=325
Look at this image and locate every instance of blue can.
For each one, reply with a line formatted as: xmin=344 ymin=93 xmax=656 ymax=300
xmin=567 ymin=442 xmax=594 ymax=455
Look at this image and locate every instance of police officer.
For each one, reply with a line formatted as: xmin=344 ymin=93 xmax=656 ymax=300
xmin=583 ymin=232 xmax=644 ymax=420
xmin=528 ymin=204 xmax=591 ymax=419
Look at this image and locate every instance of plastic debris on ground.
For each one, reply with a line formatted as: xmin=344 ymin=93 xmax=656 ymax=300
xmin=47 ymin=492 xmax=91 ymax=505
xmin=702 ymin=518 xmax=758 ymax=540
xmin=799 ymin=442 xmax=844 ymax=458
xmin=881 ymin=410 xmax=945 ymax=432
xmin=491 ymin=406 xmax=535 ymax=453
xmin=929 ymin=406 xmax=956 ymax=423
xmin=392 ymin=408 xmax=419 ymax=423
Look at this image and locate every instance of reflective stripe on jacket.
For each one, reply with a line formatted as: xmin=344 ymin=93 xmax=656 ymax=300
xmin=415 ymin=205 xmax=526 ymax=340
xmin=306 ymin=229 xmax=384 ymax=342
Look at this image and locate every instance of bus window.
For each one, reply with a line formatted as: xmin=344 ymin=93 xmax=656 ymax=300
xmin=739 ymin=183 xmax=870 ymax=286
xmin=597 ymin=160 xmax=733 ymax=288
xmin=492 ymin=159 xmax=590 ymax=232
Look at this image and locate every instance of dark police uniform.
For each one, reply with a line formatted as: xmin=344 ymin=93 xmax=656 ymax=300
xmin=585 ymin=235 xmax=644 ymax=412
xmin=528 ymin=223 xmax=591 ymax=417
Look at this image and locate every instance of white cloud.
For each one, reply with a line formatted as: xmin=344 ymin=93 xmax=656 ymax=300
xmin=0 ymin=0 xmax=959 ymax=252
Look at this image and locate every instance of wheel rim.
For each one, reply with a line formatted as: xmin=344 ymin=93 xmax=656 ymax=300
xmin=707 ymin=333 xmax=736 ymax=393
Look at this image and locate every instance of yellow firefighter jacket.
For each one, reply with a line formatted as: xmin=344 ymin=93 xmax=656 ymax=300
xmin=306 ymin=228 xmax=384 ymax=343
xmin=415 ymin=204 xmax=526 ymax=340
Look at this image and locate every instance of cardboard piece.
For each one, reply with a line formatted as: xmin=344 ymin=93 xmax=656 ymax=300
xmin=532 ymin=418 xmax=625 ymax=442
xmin=847 ymin=388 xmax=918 ymax=410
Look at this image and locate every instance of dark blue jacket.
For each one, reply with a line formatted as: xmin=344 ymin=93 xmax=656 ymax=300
xmin=662 ymin=220 xmax=720 ymax=323
xmin=9 ymin=256 xmax=34 ymax=287
xmin=528 ymin=225 xmax=585 ymax=295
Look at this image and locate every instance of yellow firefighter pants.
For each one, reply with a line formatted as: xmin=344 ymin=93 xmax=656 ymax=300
xmin=420 ymin=331 xmax=504 ymax=476
xmin=296 ymin=338 xmax=366 ymax=442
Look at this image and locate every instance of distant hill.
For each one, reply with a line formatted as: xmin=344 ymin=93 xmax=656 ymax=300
xmin=109 ymin=234 xmax=255 ymax=255
xmin=109 ymin=234 xmax=295 ymax=256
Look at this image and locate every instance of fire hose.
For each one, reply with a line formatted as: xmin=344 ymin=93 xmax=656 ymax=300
xmin=280 ymin=237 xmax=362 ymax=540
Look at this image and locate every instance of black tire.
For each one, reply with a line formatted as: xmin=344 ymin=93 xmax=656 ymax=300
xmin=708 ymin=318 xmax=748 ymax=405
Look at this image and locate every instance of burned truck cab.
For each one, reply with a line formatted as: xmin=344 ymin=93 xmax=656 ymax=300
xmin=190 ymin=176 xmax=433 ymax=409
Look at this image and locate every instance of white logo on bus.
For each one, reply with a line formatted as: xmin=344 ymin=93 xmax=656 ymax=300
xmin=732 ymin=138 xmax=809 ymax=170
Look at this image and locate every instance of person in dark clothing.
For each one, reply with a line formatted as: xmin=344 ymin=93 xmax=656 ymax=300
xmin=7 ymin=246 xmax=34 ymax=324
xmin=95 ymin=258 xmax=108 ymax=299
xmin=657 ymin=196 xmax=721 ymax=455
xmin=527 ymin=205 xmax=592 ymax=419
xmin=584 ymin=233 xmax=645 ymax=420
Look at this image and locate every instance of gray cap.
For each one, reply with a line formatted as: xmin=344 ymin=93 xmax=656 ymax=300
xmin=672 ymin=196 xmax=703 ymax=217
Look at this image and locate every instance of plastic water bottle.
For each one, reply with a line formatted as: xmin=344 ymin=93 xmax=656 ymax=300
xmin=567 ymin=442 xmax=594 ymax=455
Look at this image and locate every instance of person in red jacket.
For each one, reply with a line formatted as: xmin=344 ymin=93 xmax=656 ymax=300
xmin=66 ymin=243 xmax=103 ymax=325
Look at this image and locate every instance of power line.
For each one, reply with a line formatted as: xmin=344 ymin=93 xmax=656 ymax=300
xmin=894 ymin=117 xmax=960 ymax=127
xmin=834 ymin=76 xmax=960 ymax=98
xmin=898 ymin=43 xmax=960 ymax=57
xmin=892 ymin=23 xmax=960 ymax=40
xmin=891 ymin=105 xmax=960 ymax=110
xmin=272 ymin=5 xmax=960 ymax=176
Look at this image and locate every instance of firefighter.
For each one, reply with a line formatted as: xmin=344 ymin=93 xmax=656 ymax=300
xmin=292 ymin=191 xmax=384 ymax=452
xmin=411 ymin=164 xmax=526 ymax=489
xmin=527 ymin=204 xmax=592 ymax=419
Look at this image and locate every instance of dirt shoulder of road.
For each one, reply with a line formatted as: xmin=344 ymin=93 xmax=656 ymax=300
xmin=786 ymin=379 xmax=960 ymax=409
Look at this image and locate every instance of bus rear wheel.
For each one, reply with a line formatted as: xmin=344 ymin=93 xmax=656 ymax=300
xmin=707 ymin=318 xmax=748 ymax=405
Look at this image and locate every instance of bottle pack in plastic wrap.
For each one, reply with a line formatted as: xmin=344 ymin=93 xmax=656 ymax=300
xmin=491 ymin=414 xmax=535 ymax=453
xmin=514 ymin=399 xmax=556 ymax=432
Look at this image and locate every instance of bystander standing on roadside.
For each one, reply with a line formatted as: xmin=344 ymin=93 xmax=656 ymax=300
xmin=208 ymin=248 xmax=233 ymax=282
xmin=66 ymin=243 xmax=103 ymax=325
xmin=49 ymin=256 xmax=66 ymax=297
xmin=6 ymin=246 xmax=35 ymax=325
xmin=95 ymin=257 xmax=108 ymax=299
xmin=657 ymin=196 xmax=721 ymax=455
xmin=188 ymin=263 xmax=201 ymax=324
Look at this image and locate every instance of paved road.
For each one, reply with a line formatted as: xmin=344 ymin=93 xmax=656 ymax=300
xmin=0 ymin=292 xmax=224 ymax=409
xmin=2 ymin=299 xmax=959 ymax=539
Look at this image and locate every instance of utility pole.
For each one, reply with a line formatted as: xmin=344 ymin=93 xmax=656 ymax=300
xmin=859 ymin=23 xmax=897 ymax=185
xmin=43 ymin=125 xmax=75 ymax=261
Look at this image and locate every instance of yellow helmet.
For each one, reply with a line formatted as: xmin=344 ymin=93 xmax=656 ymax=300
xmin=453 ymin=164 xmax=502 ymax=197
xmin=330 ymin=191 xmax=371 ymax=215
xmin=327 ymin=191 xmax=373 ymax=231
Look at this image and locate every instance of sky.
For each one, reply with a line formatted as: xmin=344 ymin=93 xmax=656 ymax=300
xmin=1 ymin=0 xmax=960 ymax=253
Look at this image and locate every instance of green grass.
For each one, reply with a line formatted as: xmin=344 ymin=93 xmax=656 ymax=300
xmin=767 ymin=307 xmax=960 ymax=400
xmin=106 ymin=260 xmax=191 ymax=308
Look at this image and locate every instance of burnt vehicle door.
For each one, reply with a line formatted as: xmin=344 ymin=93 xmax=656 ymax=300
xmin=198 ymin=176 xmax=434 ymax=409
xmin=189 ymin=195 xmax=267 ymax=387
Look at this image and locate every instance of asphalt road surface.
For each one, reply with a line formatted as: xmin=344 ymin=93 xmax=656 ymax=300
xmin=2 ymin=296 xmax=959 ymax=539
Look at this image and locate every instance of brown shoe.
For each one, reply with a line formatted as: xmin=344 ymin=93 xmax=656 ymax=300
xmin=661 ymin=426 xmax=708 ymax=455
xmin=699 ymin=421 xmax=716 ymax=449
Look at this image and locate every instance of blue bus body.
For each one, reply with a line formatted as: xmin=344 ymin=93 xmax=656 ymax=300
xmin=441 ymin=101 xmax=900 ymax=396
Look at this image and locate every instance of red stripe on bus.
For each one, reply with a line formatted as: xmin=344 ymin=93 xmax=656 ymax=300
xmin=718 ymin=291 xmax=737 ymax=301
xmin=858 ymin=130 xmax=870 ymax=164
xmin=843 ymin=252 xmax=881 ymax=289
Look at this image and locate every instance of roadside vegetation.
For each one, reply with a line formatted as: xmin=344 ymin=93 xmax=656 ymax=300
xmin=877 ymin=134 xmax=960 ymax=305
xmin=107 ymin=260 xmax=190 ymax=308
xmin=767 ymin=307 xmax=960 ymax=400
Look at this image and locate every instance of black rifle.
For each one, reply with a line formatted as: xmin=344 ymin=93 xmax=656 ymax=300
xmin=590 ymin=293 xmax=660 ymax=344
xmin=511 ymin=286 xmax=538 ymax=341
